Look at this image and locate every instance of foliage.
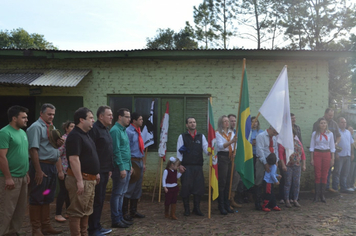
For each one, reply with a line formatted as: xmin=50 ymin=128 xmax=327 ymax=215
xmin=0 ymin=28 xmax=57 ymax=50
xmin=146 ymin=27 xmax=198 ymax=50
xmin=192 ymin=0 xmax=219 ymax=49
xmin=281 ymin=0 xmax=356 ymax=50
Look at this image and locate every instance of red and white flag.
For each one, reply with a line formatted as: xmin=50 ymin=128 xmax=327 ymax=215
xmin=158 ymin=102 xmax=169 ymax=161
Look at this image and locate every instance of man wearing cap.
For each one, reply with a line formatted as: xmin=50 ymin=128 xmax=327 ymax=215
xmin=0 ymin=106 xmax=30 ymax=236
xmin=88 ymin=106 xmax=114 ymax=236
xmin=124 ymin=112 xmax=146 ymax=222
xmin=110 ymin=108 xmax=133 ymax=228
xmin=27 ymin=103 xmax=63 ymax=235
xmin=177 ymin=117 xmax=209 ymax=216
xmin=66 ymin=107 xmax=100 ymax=235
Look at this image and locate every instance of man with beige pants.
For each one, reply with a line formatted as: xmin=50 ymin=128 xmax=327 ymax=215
xmin=65 ymin=107 xmax=100 ymax=235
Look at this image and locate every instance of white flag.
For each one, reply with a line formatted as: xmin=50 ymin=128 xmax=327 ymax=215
xmin=142 ymin=101 xmax=155 ymax=148
xmin=158 ymin=102 xmax=169 ymax=161
xmin=259 ymin=66 xmax=294 ymax=164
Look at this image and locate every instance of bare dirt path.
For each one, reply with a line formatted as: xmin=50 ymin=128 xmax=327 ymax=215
xmin=18 ymin=191 xmax=356 ymax=236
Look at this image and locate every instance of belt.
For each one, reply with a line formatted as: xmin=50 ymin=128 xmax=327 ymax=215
xmin=314 ymin=149 xmax=330 ymax=153
xmin=39 ymin=160 xmax=57 ymax=165
xmin=67 ymin=168 xmax=97 ymax=181
xmin=217 ymin=151 xmax=230 ymax=156
xmin=131 ymin=157 xmax=143 ymax=162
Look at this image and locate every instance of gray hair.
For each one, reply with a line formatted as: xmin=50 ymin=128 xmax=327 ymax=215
xmin=41 ymin=103 xmax=55 ymax=113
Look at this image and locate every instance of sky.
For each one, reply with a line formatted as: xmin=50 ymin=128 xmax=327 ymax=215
xmin=0 ymin=0 xmax=219 ymax=51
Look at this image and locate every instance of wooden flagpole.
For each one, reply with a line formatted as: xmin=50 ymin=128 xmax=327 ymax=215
xmin=158 ymin=158 xmax=163 ymax=202
xmin=152 ymin=155 xmax=161 ymax=202
xmin=229 ymin=58 xmax=246 ymax=199
xmin=208 ymin=97 xmax=213 ymax=219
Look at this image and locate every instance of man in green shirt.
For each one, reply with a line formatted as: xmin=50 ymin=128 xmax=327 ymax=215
xmin=0 ymin=105 xmax=30 ymax=236
xmin=110 ymin=108 xmax=133 ymax=228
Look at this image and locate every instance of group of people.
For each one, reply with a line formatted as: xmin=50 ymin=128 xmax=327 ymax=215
xmin=0 ymin=104 xmax=146 ymax=236
xmin=1 ymin=103 xmax=356 ymax=236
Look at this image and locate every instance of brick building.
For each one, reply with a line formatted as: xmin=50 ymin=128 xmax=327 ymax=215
xmin=0 ymin=48 xmax=351 ymax=191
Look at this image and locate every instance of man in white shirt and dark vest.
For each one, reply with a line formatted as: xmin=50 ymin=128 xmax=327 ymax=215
xmin=177 ymin=117 xmax=209 ymax=216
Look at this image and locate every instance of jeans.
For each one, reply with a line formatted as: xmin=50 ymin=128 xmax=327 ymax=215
xmin=332 ymin=156 xmax=351 ymax=191
xmin=88 ymin=172 xmax=109 ymax=233
xmin=110 ymin=168 xmax=130 ymax=224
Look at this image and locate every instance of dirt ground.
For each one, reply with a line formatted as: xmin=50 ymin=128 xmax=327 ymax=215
xmin=17 ymin=191 xmax=356 ymax=236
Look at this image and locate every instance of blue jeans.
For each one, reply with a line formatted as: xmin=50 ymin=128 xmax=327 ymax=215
xmin=88 ymin=172 xmax=110 ymax=233
xmin=332 ymin=156 xmax=351 ymax=191
xmin=110 ymin=168 xmax=130 ymax=224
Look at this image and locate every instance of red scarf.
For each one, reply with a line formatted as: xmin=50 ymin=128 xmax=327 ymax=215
xmin=269 ymin=136 xmax=274 ymax=153
xmin=132 ymin=124 xmax=144 ymax=154
xmin=40 ymin=116 xmax=53 ymax=138
xmin=188 ymin=130 xmax=197 ymax=139
xmin=320 ymin=132 xmax=328 ymax=141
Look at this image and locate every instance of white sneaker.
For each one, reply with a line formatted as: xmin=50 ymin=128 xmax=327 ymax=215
xmin=347 ymin=187 xmax=355 ymax=191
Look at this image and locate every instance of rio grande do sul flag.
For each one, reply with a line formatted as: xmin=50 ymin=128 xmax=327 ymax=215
xmin=208 ymin=98 xmax=219 ymax=200
xmin=158 ymin=102 xmax=169 ymax=161
xmin=235 ymin=68 xmax=254 ymax=189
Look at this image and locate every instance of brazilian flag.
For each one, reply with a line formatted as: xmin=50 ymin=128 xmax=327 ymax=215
xmin=235 ymin=68 xmax=254 ymax=189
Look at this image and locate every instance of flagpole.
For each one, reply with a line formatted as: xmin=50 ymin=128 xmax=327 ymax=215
xmin=229 ymin=58 xmax=246 ymax=200
xmin=158 ymin=158 xmax=163 ymax=202
xmin=208 ymin=97 xmax=212 ymax=219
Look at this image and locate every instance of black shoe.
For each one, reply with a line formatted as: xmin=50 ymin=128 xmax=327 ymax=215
xmin=225 ymin=206 xmax=234 ymax=213
xmin=255 ymin=202 xmax=262 ymax=211
xmin=182 ymin=197 xmax=190 ymax=216
xmin=192 ymin=208 xmax=204 ymax=216
xmin=123 ymin=214 xmax=133 ymax=222
xmin=111 ymin=221 xmax=128 ymax=228
xmin=122 ymin=219 xmax=133 ymax=225
xmin=131 ymin=211 xmax=145 ymax=218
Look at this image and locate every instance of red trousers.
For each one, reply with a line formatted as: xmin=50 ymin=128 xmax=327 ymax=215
xmin=313 ymin=151 xmax=331 ymax=184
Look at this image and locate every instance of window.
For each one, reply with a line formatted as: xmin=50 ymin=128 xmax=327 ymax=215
xmin=108 ymin=95 xmax=209 ymax=152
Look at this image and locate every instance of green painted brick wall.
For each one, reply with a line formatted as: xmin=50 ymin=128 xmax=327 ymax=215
xmin=0 ymin=58 xmax=329 ymax=192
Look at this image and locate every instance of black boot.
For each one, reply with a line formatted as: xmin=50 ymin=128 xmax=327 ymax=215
xmin=218 ymin=191 xmax=227 ymax=215
xmin=192 ymin=195 xmax=204 ymax=216
xmin=123 ymin=197 xmax=133 ymax=221
xmin=182 ymin=197 xmax=190 ymax=216
xmin=313 ymin=183 xmax=320 ymax=202
xmin=130 ymin=199 xmax=145 ymax=218
xmin=320 ymin=183 xmax=326 ymax=203
xmin=254 ymin=185 xmax=262 ymax=210
xmin=224 ymin=190 xmax=234 ymax=213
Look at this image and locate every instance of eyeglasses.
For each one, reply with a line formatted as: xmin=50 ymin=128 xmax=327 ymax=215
xmin=124 ymin=116 xmax=131 ymax=119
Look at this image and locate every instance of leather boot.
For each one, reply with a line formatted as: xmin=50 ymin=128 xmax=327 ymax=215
xmin=123 ymin=197 xmax=133 ymax=221
xmin=80 ymin=215 xmax=89 ymax=236
xmin=165 ymin=205 xmax=170 ymax=218
xmin=313 ymin=183 xmax=320 ymax=202
xmin=224 ymin=191 xmax=234 ymax=213
xmin=320 ymin=183 xmax=326 ymax=203
xmin=192 ymin=195 xmax=204 ymax=216
xmin=218 ymin=191 xmax=227 ymax=215
xmin=29 ymin=205 xmax=44 ymax=236
xmin=69 ymin=217 xmax=81 ymax=236
xmin=130 ymin=199 xmax=145 ymax=218
xmin=182 ymin=197 xmax=190 ymax=216
xmin=41 ymin=204 xmax=62 ymax=235
xmin=254 ymin=185 xmax=262 ymax=210
xmin=230 ymin=192 xmax=242 ymax=208
xmin=170 ymin=204 xmax=178 ymax=220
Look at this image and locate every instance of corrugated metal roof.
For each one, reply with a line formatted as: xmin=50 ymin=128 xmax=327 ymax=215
xmin=0 ymin=69 xmax=91 ymax=87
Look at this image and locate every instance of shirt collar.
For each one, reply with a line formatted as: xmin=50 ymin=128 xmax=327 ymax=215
xmin=116 ymin=122 xmax=126 ymax=131
xmin=95 ymin=120 xmax=107 ymax=129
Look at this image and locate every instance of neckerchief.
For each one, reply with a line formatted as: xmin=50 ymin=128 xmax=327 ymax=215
xmin=39 ymin=116 xmax=53 ymax=138
xmin=221 ymin=131 xmax=233 ymax=158
xmin=131 ymin=124 xmax=144 ymax=154
xmin=320 ymin=132 xmax=328 ymax=141
xmin=269 ymin=136 xmax=274 ymax=153
xmin=188 ymin=130 xmax=197 ymax=140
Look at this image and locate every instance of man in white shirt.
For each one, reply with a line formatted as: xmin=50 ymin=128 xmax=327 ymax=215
xmin=332 ymin=117 xmax=354 ymax=193
xmin=254 ymin=125 xmax=279 ymax=210
xmin=177 ymin=117 xmax=208 ymax=216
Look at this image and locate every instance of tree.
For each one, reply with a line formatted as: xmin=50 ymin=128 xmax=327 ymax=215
xmin=281 ymin=0 xmax=356 ymax=50
xmin=0 ymin=28 xmax=57 ymax=50
xmin=146 ymin=28 xmax=198 ymax=50
xmin=236 ymin=0 xmax=284 ymax=49
xmin=209 ymin=0 xmax=238 ymax=49
xmin=192 ymin=0 xmax=219 ymax=49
